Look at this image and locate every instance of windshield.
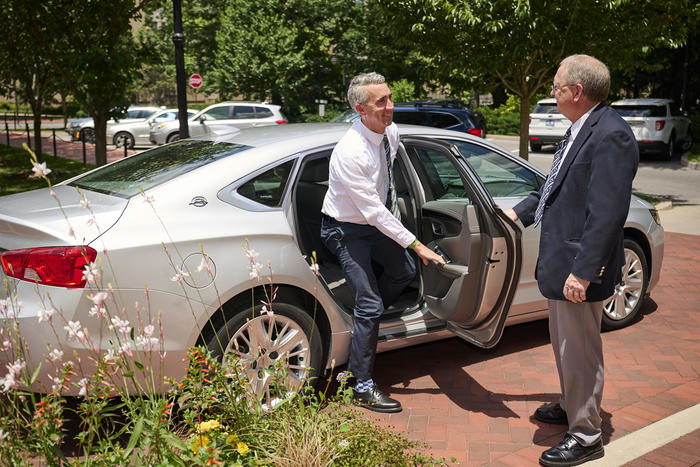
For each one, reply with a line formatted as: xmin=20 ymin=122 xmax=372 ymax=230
xmin=532 ymin=103 xmax=559 ymax=114
xmin=612 ymin=105 xmax=666 ymax=117
xmin=330 ymin=109 xmax=358 ymax=122
xmin=69 ymin=140 xmax=251 ymax=198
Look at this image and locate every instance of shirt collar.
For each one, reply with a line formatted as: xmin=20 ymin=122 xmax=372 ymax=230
xmin=569 ymin=105 xmax=595 ymax=140
xmin=353 ymin=118 xmax=386 ymax=146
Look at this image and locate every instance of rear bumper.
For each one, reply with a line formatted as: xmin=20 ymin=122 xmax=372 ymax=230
xmin=529 ymin=135 xmax=564 ymax=145
xmin=637 ymin=140 xmax=666 ymax=153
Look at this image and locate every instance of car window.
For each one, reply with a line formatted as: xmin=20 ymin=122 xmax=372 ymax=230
xmin=612 ymin=105 xmax=666 ymax=117
xmin=233 ymin=106 xmax=256 ymax=119
xmin=532 ymin=103 xmax=559 ymax=114
xmin=670 ymin=103 xmax=681 ymax=116
xmin=446 ymin=140 xmax=541 ymax=197
xmin=429 ymin=112 xmax=462 ymax=128
xmin=124 ymin=110 xmax=142 ymax=119
xmin=69 ymin=140 xmax=250 ymax=198
xmin=237 ymin=160 xmax=294 ymax=207
xmin=255 ymin=107 xmax=274 ymax=118
xmin=393 ymin=111 xmax=426 ymax=126
xmin=202 ymin=106 xmax=232 ymax=120
xmin=405 ymin=144 xmax=470 ymax=202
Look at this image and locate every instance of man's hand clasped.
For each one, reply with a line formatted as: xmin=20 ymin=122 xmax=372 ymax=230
xmin=563 ymin=273 xmax=590 ymax=303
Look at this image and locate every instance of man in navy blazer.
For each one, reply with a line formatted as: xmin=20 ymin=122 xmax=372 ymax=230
xmin=505 ymin=55 xmax=638 ymax=467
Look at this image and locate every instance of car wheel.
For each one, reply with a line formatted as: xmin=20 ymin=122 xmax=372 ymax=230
xmin=664 ymin=134 xmax=675 ymax=159
xmin=81 ymin=127 xmax=95 ymax=144
xmin=681 ymin=129 xmax=693 ymax=152
xmin=602 ymin=239 xmax=648 ymax=331
xmin=113 ymin=132 xmax=135 ymax=149
xmin=206 ymin=302 xmax=324 ymax=401
xmin=166 ymin=132 xmax=180 ymax=144
xmin=530 ymin=142 xmax=542 ymax=152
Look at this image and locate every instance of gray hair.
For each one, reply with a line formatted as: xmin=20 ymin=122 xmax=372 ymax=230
xmin=560 ymin=54 xmax=610 ymax=102
xmin=347 ymin=72 xmax=386 ymax=109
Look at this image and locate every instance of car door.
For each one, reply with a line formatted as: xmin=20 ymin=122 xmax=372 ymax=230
xmin=401 ymin=137 xmax=522 ymax=348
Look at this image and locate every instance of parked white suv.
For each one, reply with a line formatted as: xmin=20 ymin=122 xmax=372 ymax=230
xmin=149 ymin=101 xmax=287 ymax=145
xmin=67 ymin=106 xmax=162 ymax=143
xmin=611 ymin=98 xmax=693 ymax=159
xmin=528 ymin=98 xmax=568 ymax=152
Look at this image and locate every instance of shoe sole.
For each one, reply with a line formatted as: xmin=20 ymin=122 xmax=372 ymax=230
xmin=353 ymin=401 xmax=402 ymax=413
xmin=538 ymin=447 xmax=604 ymax=467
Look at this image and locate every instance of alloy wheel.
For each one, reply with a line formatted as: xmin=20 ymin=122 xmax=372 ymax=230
xmin=603 ymin=247 xmax=644 ymax=321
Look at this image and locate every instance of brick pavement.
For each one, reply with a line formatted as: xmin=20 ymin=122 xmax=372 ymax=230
xmin=366 ymin=231 xmax=700 ymax=466
xmin=4 ymin=131 xmax=136 ymax=165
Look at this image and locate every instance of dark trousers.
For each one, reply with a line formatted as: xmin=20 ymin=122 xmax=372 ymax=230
xmin=321 ymin=216 xmax=416 ymax=381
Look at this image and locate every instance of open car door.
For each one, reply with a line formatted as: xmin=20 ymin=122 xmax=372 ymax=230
xmin=401 ymin=137 xmax=522 ymax=348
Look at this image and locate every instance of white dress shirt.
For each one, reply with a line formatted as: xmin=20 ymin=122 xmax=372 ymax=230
xmin=322 ymin=119 xmax=416 ymax=248
xmin=558 ymin=105 xmax=594 ymax=167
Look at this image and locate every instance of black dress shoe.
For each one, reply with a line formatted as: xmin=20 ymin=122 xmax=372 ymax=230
xmin=539 ymin=434 xmax=604 ymax=467
xmin=352 ymin=386 xmax=402 ymax=413
xmin=534 ymin=403 xmax=568 ymax=425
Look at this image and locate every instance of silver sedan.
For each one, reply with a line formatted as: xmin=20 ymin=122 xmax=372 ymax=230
xmin=0 ymin=123 xmax=663 ymax=396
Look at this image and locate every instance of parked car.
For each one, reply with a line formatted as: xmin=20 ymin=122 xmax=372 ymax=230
xmin=528 ymin=98 xmax=569 ymax=152
xmin=149 ymin=101 xmax=287 ymax=145
xmin=0 ymin=123 xmax=663 ymax=396
xmin=332 ymin=100 xmax=487 ymax=138
xmin=611 ymin=98 xmax=693 ymax=159
xmin=107 ymin=109 xmax=197 ymax=148
xmin=67 ymin=106 xmax=163 ymax=143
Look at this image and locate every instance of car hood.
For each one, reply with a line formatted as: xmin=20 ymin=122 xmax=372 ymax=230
xmin=0 ymin=186 xmax=128 ymax=250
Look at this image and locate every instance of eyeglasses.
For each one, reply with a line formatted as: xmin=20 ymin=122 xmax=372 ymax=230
xmin=551 ymin=83 xmax=574 ymax=94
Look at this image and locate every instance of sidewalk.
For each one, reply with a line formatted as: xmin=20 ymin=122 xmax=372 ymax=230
xmin=3 ymin=130 xmax=136 ymax=165
xmin=366 ymin=231 xmax=700 ymax=466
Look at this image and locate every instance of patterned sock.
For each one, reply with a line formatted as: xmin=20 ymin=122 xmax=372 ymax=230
xmin=354 ymin=379 xmax=374 ymax=393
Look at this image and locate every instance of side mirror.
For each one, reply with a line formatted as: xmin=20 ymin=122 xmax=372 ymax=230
xmin=199 ymin=115 xmax=207 ymax=124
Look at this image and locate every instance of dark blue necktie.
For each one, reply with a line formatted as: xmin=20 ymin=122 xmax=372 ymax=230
xmin=534 ymin=127 xmax=572 ymax=226
xmin=383 ymin=135 xmax=401 ymax=221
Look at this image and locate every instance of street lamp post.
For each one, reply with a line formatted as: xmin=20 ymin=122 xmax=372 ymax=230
xmin=172 ymin=0 xmax=189 ymax=139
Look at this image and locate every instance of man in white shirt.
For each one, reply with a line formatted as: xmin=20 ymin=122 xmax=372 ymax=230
xmin=321 ymin=72 xmax=444 ymax=412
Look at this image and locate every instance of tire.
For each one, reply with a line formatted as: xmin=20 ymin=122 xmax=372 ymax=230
xmin=206 ymin=302 xmax=324 ymax=401
xmin=664 ymin=134 xmax=675 ymax=159
xmin=602 ymin=239 xmax=648 ymax=331
xmin=681 ymin=129 xmax=693 ymax=152
xmin=81 ymin=127 xmax=95 ymax=144
xmin=530 ymin=142 xmax=542 ymax=152
xmin=113 ymin=131 xmax=135 ymax=149
xmin=166 ymin=132 xmax=180 ymax=144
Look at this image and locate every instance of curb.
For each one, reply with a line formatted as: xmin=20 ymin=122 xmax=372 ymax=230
xmin=656 ymin=200 xmax=673 ymax=211
xmin=680 ymin=153 xmax=700 ymax=170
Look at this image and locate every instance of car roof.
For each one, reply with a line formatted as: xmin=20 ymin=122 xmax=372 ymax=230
xmin=535 ymin=98 xmax=557 ymax=104
xmin=611 ymin=98 xmax=672 ymax=106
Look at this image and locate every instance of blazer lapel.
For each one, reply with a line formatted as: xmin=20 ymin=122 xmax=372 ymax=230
xmin=549 ymin=103 xmax=606 ymax=193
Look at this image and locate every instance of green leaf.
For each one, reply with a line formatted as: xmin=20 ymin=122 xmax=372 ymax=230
xmin=29 ymin=362 xmax=43 ymax=385
xmin=134 ymin=361 xmax=144 ymax=371
xmin=124 ymin=418 xmax=144 ymax=456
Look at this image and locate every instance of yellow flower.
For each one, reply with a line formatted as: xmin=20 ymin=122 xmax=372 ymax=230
xmin=197 ymin=420 xmax=221 ymax=434
xmin=190 ymin=435 xmax=210 ymax=454
xmin=236 ymin=441 xmax=250 ymax=457
xmin=226 ymin=433 xmax=240 ymax=445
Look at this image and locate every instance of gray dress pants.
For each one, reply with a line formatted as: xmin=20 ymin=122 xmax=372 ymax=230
xmin=548 ymin=299 xmax=605 ymax=446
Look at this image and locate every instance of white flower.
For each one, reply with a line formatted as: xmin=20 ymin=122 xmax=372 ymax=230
xmin=118 ymin=342 xmax=134 ymax=357
xmin=30 ymin=161 xmax=52 ymax=178
xmin=135 ymin=335 xmax=159 ymax=349
xmin=89 ymin=292 xmax=108 ymax=308
xmin=88 ymin=305 xmax=106 ymax=318
xmin=48 ymin=348 xmax=64 ymax=362
xmin=339 ymin=439 xmax=349 ymax=448
xmin=1 ymin=340 xmax=10 ymax=351
xmin=79 ymin=199 xmax=90 ymax=210
xmin=103 ymin=348 xmax=116 ymax=363
xmin=77 ymin=378 xmax=88 ymax=397
xmin=143 ymin=324 xmax=155 ymax=337
xmin=0 ymin=428 xmax=8 ymax=441
xmin=197 ymin=257 xmax=213 ymax=276
xmin=260 ymin=305 xmax=273 ymax=316
xmin=244 ymin=248 xmax=259 ymax=261
xmin=248 ymin=262 xmax=263 ymax=281
xmin=142 ymin=194 xmax=155 ymax=205
xmin=37 ymin=307 xmax=55 ymax=324
xmin=49 ymin=375 xmax=63 ymax=393
xmin=64 ymin=321 xmax=86 ymax=343
xmin=309 ymin=262 xmax=320 ymax=275
xmin=8 ymin=360 xmax=25 ymax=375
xmin=108 ymin=316 xmax=131 ymax=339
xmin=170 ymin=266 xmax=190 ymax=285
xmin=82 ymin=262 xmax=100 ymax=286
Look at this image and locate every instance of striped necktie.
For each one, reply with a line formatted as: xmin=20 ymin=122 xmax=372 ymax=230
xmin=383 ymin=135 xmax=401 ymax=221
xmin=534 ymin=127 xmax=572 ymax=226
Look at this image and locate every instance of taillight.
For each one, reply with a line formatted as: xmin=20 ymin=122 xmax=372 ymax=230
xmin=529 ymin=117 xmax=532 ymax=124
xmin=276 ymin=120 xmax=287 ymax=124
xmin=467 ymin=128 xmax=483 ymax=138
xmin=0 ymin=246 xmax=97 ymax=288
xmin=655 ymin=120 xmax=665 ymax=131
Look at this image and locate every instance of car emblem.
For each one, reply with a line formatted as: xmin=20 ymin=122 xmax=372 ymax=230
xmin=189 ymin=196 xmax=208 ymax=207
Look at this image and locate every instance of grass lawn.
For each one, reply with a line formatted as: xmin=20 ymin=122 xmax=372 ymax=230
xmin=687 ymin=142 xmax=700 ymax=163
xmin=0 ymin=145 xmax=93 ymax=196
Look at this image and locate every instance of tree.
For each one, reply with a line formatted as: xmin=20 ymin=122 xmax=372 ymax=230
xmin=0 ymin=1 xmax=62 ymax=159
xmin=381 ymin=0 xmax=694 ymax=159
xmin=31 ymin=0 xmax=146 ymax=166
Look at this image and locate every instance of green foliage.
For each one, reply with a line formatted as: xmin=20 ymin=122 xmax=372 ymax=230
xmin=389 ymin=79 xmax=420 ymax=103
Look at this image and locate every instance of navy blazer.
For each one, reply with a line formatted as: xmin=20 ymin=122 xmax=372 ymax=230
xmin=514 ymin=103 xmax=639 ymax=301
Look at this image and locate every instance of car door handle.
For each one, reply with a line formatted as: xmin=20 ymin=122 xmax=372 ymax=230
xmin=431 ymin=222 xmax=444 ymax=236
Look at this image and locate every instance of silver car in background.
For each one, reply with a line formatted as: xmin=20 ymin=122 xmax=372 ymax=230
xmin=67 ymin=106 xmax=162 ymax=143
xmin=107 ymin=108 xmax=196 ymax=148
xmin=149 ymin=101 xmax=287 ymax=145
xmin=0 ymin=123 xmax=663 ymax=395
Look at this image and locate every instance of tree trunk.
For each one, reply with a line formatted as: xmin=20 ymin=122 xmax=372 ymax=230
xmin=92 ymin=109 xmax=108 ymax=167
xmin=519 ymin=93 xmax=531 ymax=161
